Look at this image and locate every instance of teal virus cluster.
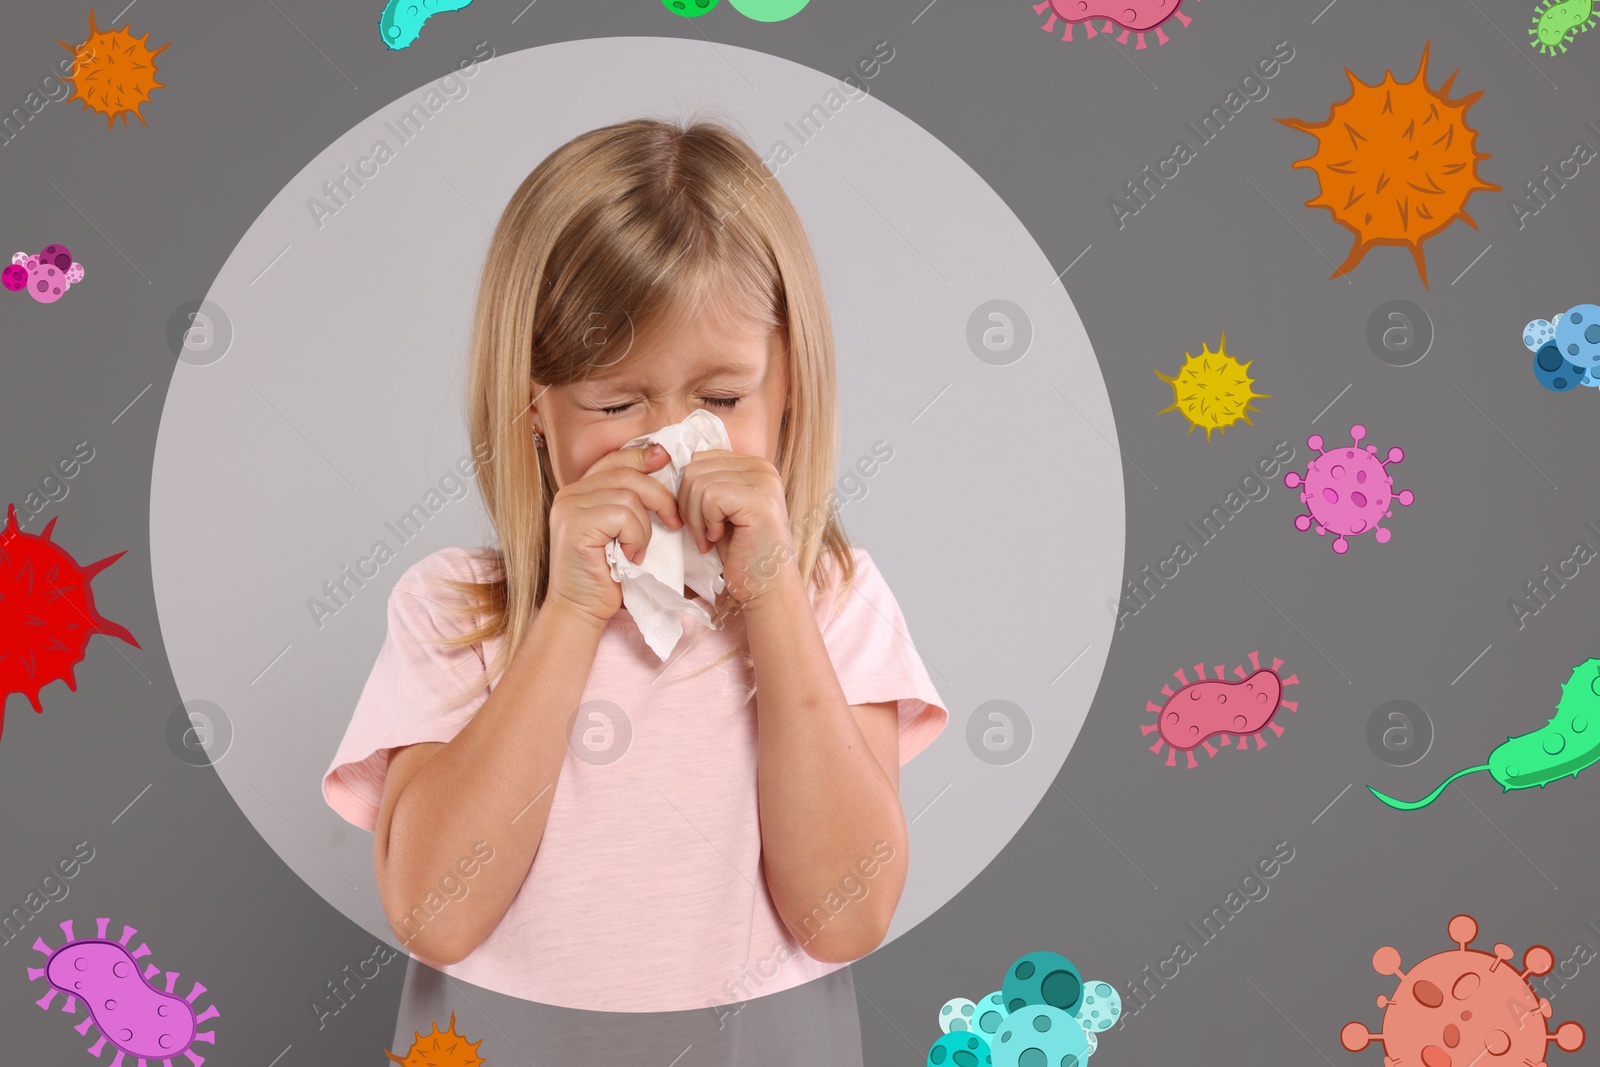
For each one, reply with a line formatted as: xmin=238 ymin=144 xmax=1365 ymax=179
xmin=1521 ymin=303 xmax=1600 ymax=393
xmin=929 ymin=951 xmax=1122 ymax=1067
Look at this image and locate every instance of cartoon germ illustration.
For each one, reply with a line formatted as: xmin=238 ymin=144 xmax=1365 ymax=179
xmin=385 ymin=1013 xmax=485 ymax=1067
xmin=57 ymin=10 xmax=170 ymax=130
xmin=1522 ymin=306 xmax=1600 ymax=391
xmin=1530 ymin=0 xmax=1596 ymax=54
xmin=1340 ymin=914 xmax=1585 ymax=1067
xmin=1368 ymin=657 xmax=1600 ymax=810
xmin=1283 ymin=424 xmax=1414 ymax=554
xmin=1033 ymin=0 xmax=1198 ymax=48
xmin=28 ymin=917 xmax=220 ymax=1066
xmin=1153 ymin=333 xmax=1270 ymax=440
xmin=932 ymin=953 xmax=1118 ymax=1065
xmin=379 ymin=0 xmax=476 ymax=50
xmin=1277 ymin=41 xmax=1500 ymax=288
xmin=0 ymin=504 xmax=139 ymax=737
xmin=1143 ymin=650 xmax=1299 ymax=768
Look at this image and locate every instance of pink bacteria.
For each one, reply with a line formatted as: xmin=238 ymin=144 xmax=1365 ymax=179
xmin=40 ymin=243 xmax=74 ymax=271
xmin=1283 ymin=424 xmax=1414 ymax=554
xmin=1143 ymin=650 xmax=1299 ymax=768
xmin=1033 ymin=0 xmax=1198 ymax=48
xmin=28 ymin=917 xmax=219 ymax=1066
xmin=2 ymin=264 xmax=25 ymax=291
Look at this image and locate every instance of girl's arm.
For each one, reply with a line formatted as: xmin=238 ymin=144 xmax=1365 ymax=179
xmin=741 ymin=565 xmax=909 ymax=964
xmin=371 ymin=596 xmax=607 ymax=966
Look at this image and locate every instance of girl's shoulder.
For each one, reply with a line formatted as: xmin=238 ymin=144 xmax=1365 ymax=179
xmin=392 ymin=545 xmax=503 ymax=607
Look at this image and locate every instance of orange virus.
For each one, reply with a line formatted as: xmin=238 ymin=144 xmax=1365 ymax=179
xmin=385 ymin=1013 xmax=485 ymax=1067
xmin=57 ymin=9 xmax=170 ymax=130
xmin=1341 ymin=914 xmax=1586 ymax=1067
xmin=0 ymin=505 xmax=138 ymax=738
xmin=1277 ymin=42 xmax=1500 ymax=288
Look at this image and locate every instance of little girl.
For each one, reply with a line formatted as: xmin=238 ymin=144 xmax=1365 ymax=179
xmin=323 ymin=116 xmax=947 ymax=1013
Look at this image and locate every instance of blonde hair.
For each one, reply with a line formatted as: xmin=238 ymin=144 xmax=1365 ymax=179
xmin=439 ymin=114 xmax=857 ymax=689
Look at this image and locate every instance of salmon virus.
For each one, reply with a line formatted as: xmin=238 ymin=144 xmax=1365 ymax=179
xmin=385 ymin=1012 xmax=485 ymax=1067
xmin=1153 ymin=333 xmax=1270 ymax=441
xmin=1143 ymin=650 xmax=1300 ymax=768
xmin=1277 ymin=41 xmax=1500 ymax=288
xmin=28 ymin=917 xmax=220 ymax=1066
xmin=1283 ymin=425 xmax=1414 ymax=555
xmin=0 ymin=504 xmax=139 ymax=739
xmin=57 ymin=9 xmax=170 ymax=130
xmin=1032 ymin=0 xmax=1198 ymax=48
xmin=1341 ymin=914 xmax=1585 ymax=1067
xmin=1530 ymin=0 xmax=1596 ymax=55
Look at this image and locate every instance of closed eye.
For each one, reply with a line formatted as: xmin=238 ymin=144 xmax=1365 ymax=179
xmin=598 ymin=396 xmax=741 ymax=415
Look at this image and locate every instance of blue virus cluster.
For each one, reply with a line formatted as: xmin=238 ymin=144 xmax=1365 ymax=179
xmin=928 ymin=951 xmax=1122 ymax=1067
xmin=1522 ymin=304 xmax=1600 ymax=392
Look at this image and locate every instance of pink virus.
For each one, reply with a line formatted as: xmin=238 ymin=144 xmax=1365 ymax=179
xmin=1143 ymin=650 xmax=1300 ymax=768
xmin=1032 ymin=0 xmax=1197 ymax=48
xmin=2 ymin=264 xmax=25 ymax=291
xmin=1283 ymin=424 xmax=1414 ymax=554
xmin=40 ymin=243 xmax=74 ymax=271
xmin=28 ymin=917 xmax=219 ymax=1066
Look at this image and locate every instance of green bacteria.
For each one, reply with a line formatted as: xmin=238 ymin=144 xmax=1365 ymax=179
xmin=662 ymin=0 xmax=720 ymax=16
xmin=379 ymin=0 xmax=475 ymax=50
xmin=1530 ymin=0 xmax=1596 ymax=55
xmin=728 ymin=0 xmax=812 ymax=19
xmin=1369 ymin=658 xmax=1600 ymax=810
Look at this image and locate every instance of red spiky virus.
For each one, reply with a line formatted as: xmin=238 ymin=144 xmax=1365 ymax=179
xmin=1341 ymin=914 xmax=1585 ymax=1067
xmin=0 ymin=504 xmax=137 ymax=737
xmin=1142 ymin=650 xmax=1299 ymax=768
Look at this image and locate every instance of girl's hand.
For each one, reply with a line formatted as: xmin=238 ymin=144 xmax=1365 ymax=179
xmin=677 ymin=450 xmax=796 ymax=605
xmin=545 ymin=444 xmax=686 ymax=628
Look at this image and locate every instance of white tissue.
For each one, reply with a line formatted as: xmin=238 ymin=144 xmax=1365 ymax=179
xmin=603 ymin=409 xmax=731 ymax=660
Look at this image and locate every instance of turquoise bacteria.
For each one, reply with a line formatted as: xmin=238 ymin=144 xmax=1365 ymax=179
xmin=1369 ymin=658 xmax=1600 ymax=810
xmin=933 ymin=953 xmax=1119 ymax=1065
xmin=379 ymin=0 xmax=474 ymax=50
xmin=1003 ymin=950 xmax=1082 ymax=1014
xmin=927 ymin=1031 xmax=993 ymax=1066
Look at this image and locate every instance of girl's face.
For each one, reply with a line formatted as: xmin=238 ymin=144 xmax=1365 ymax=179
xmin=530 ymin=308 xmax=790 ymax=490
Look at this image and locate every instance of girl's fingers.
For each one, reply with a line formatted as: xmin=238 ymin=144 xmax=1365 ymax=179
xmin=578 ymin=490 xmax=653 ymax=562
xmin=593 ymin=467 xmax=683 ymax=528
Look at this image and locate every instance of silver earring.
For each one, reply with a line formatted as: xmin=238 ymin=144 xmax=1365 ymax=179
xmin=532 ymin=428 xmax=545 ymax=448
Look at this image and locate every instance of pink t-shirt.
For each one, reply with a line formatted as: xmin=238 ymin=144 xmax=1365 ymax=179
xmin=323 ymin=544 xmax=948 ymax=1012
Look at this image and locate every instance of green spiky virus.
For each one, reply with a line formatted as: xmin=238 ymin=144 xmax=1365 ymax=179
xmin=1369 ymin=658 xmax=1600 ymax=810
xmin=1530 ymin=0 xmax=1596 ymax=55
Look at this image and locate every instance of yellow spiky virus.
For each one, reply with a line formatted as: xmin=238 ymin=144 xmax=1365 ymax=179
xmin=58 ymin=8 xmax=170 ymax=130
xmin=1154 ymin=333 xmax=1270 ymax=440
xmin=385 ymin=1013 xmax=485 ymax=1067
xmin=1277 ymin=41 xmax=1499 ymax=288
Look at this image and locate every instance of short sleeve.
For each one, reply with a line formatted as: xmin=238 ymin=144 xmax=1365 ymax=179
xmin=321 ymin=547 xmax=494 ymax=832
xmin=818 ymin=547 xmax=949 ymax=765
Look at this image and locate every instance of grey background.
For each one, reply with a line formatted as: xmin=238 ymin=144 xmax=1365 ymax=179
xmin=3 ymin=1 xmax=1599 ymax=1065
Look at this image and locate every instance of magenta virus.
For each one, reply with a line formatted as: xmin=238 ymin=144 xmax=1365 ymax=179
xmin=28 ymin=918 xmax=219 ymax=1066
xmin=1283 ymin=424 xmax=1414 ymax=554
xmin=1032 ymin=0 xmax=1198 ymax=48
xmin=1143 ymin=650 xmax=1300 ymax=767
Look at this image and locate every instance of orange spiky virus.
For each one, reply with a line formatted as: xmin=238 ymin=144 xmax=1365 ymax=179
xmin=0 ymin=504 xmax=138 ymax=738
xmin=1277 ymin=42 xmax=1500 ymax=288
xmin=57 ymin=8 xmax=170 ymax=130
xmin=385 ymin=1013 xmax=485 ymax=1067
